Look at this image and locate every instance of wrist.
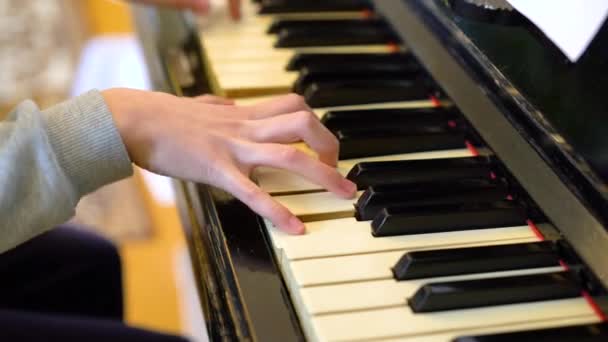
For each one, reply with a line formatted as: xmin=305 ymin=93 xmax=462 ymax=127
xmin=101 ymin=88 xmax=146 ymax=163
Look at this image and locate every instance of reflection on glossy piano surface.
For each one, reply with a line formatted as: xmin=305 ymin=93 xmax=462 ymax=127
xmin=133 ymin=0 xmax=608 ymax=340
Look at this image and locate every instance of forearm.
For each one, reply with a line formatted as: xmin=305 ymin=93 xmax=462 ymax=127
xmin=0 ymin=90 xmax=132 ymax=252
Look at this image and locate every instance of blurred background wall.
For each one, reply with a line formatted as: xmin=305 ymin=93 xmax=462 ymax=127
xmin=0 ymin=0 xmax=81 ymax=112
xmin=0 ymin=0 xmax=135 ymax=111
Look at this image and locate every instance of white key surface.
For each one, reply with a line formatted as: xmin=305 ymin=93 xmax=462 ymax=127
xmin=273 ymin=191 xmax=361 ymax=219
xmin=268 ymin=218 xmax=538 ymax=260
xmin=198 ymin=0 xmax=406 ymax=98
xmin=300 ymin=266 xmax=564 ymax=315
xmin=235 ymin=99 xmax=439 ymax=115
xmin=257 ymin=148 xmax=473 ymax=194
xmin=381 ymin=316 xmax=599 ymax=342
xmin=286 ymin=236 xmax=539 ymax=286
xmin=311 ymin=298 xmax=598 ymax=341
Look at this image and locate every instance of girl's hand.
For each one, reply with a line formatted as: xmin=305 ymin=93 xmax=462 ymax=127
xmin=103 ymin=88 xmax=356 ymax=234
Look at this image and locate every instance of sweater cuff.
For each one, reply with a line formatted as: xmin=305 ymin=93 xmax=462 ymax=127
xmin=43 ymin=89 xmax=133 ymax=197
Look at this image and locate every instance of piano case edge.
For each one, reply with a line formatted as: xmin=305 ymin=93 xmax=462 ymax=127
xmin=175 ymin=180 xmax=306 ymax=341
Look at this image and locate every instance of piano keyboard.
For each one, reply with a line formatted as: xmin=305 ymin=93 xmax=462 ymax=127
xmin=199 ymin=1 xmax=608 ymax=341
xmin=199 ymin=1 xmax=408 ymax=98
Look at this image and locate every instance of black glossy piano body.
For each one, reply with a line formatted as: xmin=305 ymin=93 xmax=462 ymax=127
xmin=133 ymin=1 xmax=608 ymax=340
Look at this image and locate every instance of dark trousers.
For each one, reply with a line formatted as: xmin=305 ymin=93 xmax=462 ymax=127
xmin=0 ymin=226 xmax=189 ymax=342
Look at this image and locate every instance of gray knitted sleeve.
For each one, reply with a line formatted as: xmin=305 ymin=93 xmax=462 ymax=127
xmin=0 ymin=89 xmax=133 ymax=252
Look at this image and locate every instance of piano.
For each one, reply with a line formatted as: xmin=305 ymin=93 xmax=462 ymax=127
xmin=132 ymin=0 xmax=608 ymax=340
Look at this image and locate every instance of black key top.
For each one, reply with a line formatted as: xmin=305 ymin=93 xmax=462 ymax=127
xmin=356 ymin=179 xmax=510 ymax=221
xmin=454 ymin=323 xmax=608 ymax=342
xmin=371 ymin=200 xmax=526 ymax=237
xmin=294 ymin=64 xmax=420 ymax=94
xmin=347 ymin=156 xmax=495 ymax=189
xmin=338 ymin=125 xmax=466 ymax=160
xmin=303 ymin=78 xmax=431 ymax=108
xmin=393 ymin=241 xmax=559 ymax=281
xmin=259 ymin=0 xmax=371 ymax=14
xmin=408 ymin=271 xmax=581 ymax=313
xmin=320 ymin=107 xmax=458 ymax=132
xmin=267 ymin=18 xmax=383 ymax=34
xmin=286 ymin=53 xmax=411 ymax=71
xmin=275 ymin=25 xmax=398 ymax=47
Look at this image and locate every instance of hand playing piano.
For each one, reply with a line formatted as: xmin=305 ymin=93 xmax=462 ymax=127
xmin=102 ymin=88 xmax=357 ymax=234
xmin=128 ymin=0 xmax=242 ymax=20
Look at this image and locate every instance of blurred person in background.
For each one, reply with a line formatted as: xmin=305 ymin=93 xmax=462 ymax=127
xmin=0 ymin=0 xmax=356 ymax=340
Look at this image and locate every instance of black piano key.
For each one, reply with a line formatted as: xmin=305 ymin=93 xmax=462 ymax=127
xmin=453 ymin=323 xmax=608 ymax=342
xmin=356 ymin=179 xmax=509 ymax=221
xmin=371 ymin=200 xmax=527 ymax=237
xmin=294 ymin=64 xmax=420 ymax=94
xmin=267 ymin=18 xmax=384 ymax=34
xmin=408 ymin=271 xmax=581 ymax=313
xmin=337 ymin=126 xmax=465 ymax=160
xmin=356 ymin=178 xmax=508 ymax=220
xmin=303 ymin=79 xmax=430 ymax=108
xmin=286 ymin=52 xmax=411 ymax=71
xmin=259 ymin=0 xmax=372 ymax=14
xmin=347 ymin=156 xmax=495 ymax=189
xmin=275 ymin=25 xmax=398 ymax=48
xmin=321 ymin=107 xmax=457 ymax=132
xmin=393 ymin=241 xmax=559 ymax=281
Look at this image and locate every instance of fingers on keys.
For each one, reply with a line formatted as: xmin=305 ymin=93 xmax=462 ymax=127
xmin=222 ymin=169 xmax=305 ymax=234
xmin=197 ymin=93 xmax=354 ymax=233
xmin=246 ymin=110 xmax=339 ymax=166
xmin=238 ymin=142 xmax=356 ymax=199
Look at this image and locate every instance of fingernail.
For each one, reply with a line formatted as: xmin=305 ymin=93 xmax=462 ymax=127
xmin=341 ymin=179 xmax=357 ymax=197
xmin=288 ymin=216 xmax=305 ymax=234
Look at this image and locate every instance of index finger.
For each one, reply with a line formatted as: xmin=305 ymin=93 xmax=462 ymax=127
xmin=221 ymin=169 xmax=305 ymax=234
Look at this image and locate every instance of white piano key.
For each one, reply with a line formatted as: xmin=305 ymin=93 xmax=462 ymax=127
xmin=205 ymin=43 xmax=398 ymax=62
xmin=287 ymin=236 xmax=538 ymax=286
xmin=200 ymin=18 xmax=271 ymax=36
xmin=288 ymin=250 xmax=404 ymax=286
xmin=257 ymin=149 xmax=473 ymax=194
xmin=315 ymin=99 xmax=439 ymax=115
xmin=218 ymin=70 xmax=299 ymax=95
xmin=234 ymin=98 xmax=439 ymax=115
xmin=212 ymin=60 xmax=297 ymax=74
xmin=311 ymin=298 xmax=599 ymax=341
xmin=206 ymin=44 xmax=294 ymax=63
xmin=268 ymin=216 xmax=538 ymax=260
xmin=203 ymin=34 xmax=276 ymax=49
xmin=212 ymin=62 xmax=298 ymax=95
xmin=369 ymin=316 xmax=599 ymax=342
xmin=273 ymin=191 xmax=361 ymax=219
xmin=300 ymin=266 xmax=564 ymax=315
xmin=198 ymin=1 xmax=407 ymax=97
xmin=204 ymin=41 xmax=403 ymax=96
